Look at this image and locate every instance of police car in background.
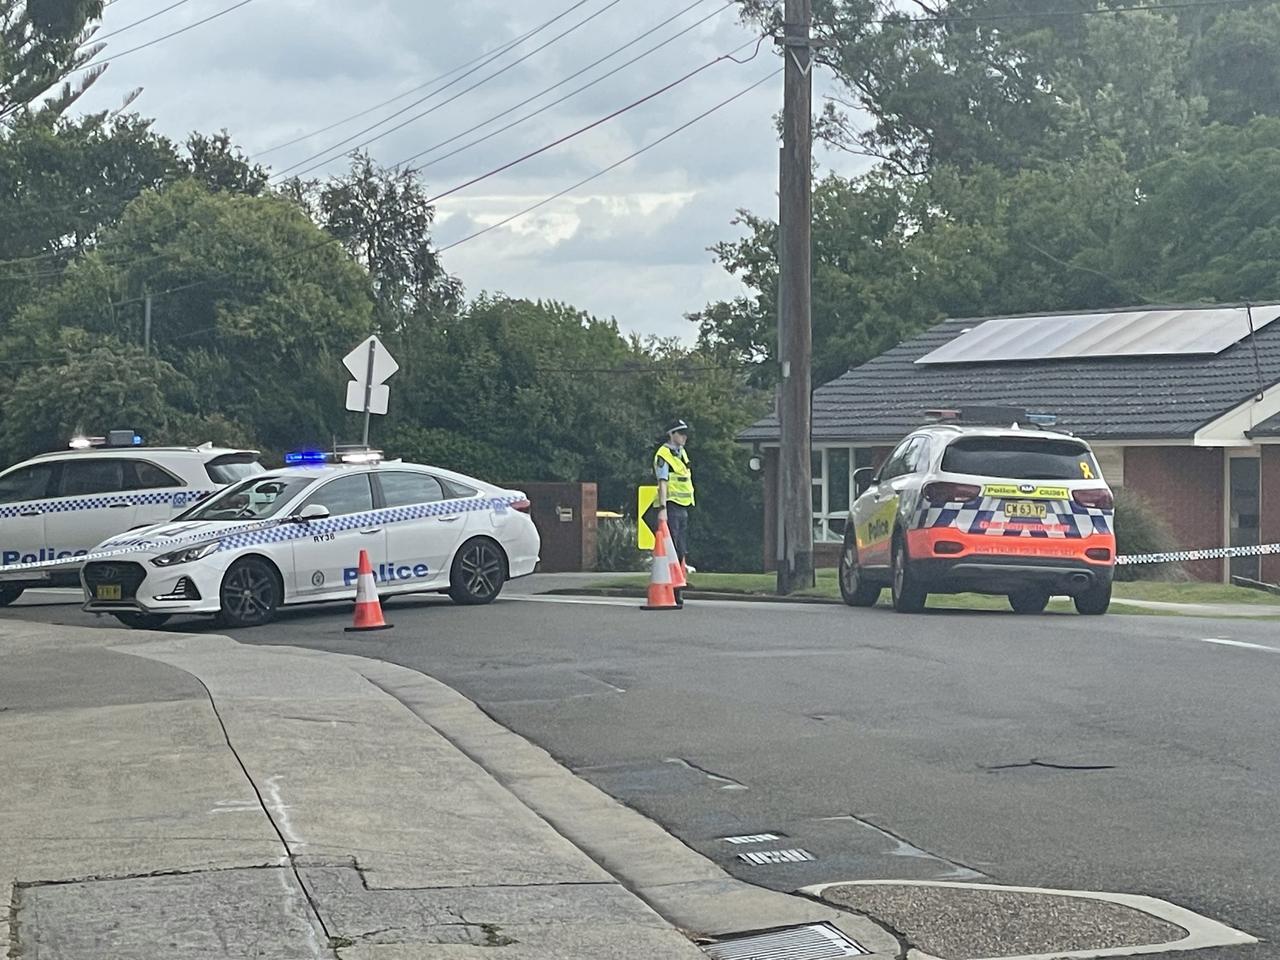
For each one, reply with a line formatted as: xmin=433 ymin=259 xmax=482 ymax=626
xmin=839 ymin=407 xmax=1117 ymax=616
xmin=79 ymin=450 xmax=540 ymax=629
xmin=0 ymin=431 xmax=263 ymax=605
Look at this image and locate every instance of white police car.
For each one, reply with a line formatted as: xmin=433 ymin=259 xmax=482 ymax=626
xmin=78 ymin=451 xmax=540 ymax=629
xmin=0 ymin=431 xmax=263 ymax=605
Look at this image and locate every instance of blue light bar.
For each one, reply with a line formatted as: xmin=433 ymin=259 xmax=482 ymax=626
xmin=285 ymin=450 xmax=329 ymax=465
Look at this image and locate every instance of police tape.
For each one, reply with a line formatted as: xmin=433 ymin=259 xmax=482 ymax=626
xmin=1117 ymin=542 xmax=1280 ymax=566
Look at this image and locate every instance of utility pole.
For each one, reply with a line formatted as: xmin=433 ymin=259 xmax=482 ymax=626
xmin=776 ymin=0 xmax=814 ymax=594
xmin=143 ymin=289 xmax=152 ymax=356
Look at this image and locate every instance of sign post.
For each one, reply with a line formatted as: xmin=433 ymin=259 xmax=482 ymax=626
xmin=343 ymin=335 xmax=399 ymax=446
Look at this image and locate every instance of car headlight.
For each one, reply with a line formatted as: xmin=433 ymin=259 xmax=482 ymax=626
xmin=151 ymin=541 xmax=220 ymax=567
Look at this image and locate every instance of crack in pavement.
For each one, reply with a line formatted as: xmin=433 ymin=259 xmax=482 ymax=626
xmin=982 ymin=759 xmax=1117 ymax=772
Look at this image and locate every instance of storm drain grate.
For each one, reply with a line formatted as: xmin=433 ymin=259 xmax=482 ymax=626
xmin=722 ymin=833 xmax=783 ymax=845
xmin=702 ymin=922 xmax=867 ymax=959
xmin=737 ymin=848 xmax=815 ymax=865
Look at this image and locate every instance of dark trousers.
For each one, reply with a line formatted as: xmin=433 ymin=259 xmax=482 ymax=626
xmin=666 ymin=503 xmax=689 ymax=563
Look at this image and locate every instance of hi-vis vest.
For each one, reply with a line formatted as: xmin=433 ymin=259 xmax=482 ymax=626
xmin=655 ymin=445 xmax=695 ymax=507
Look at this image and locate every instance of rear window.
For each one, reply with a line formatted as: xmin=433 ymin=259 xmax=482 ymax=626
xmin=205 ymin=453 xmax=265 ymax=485
xmin=941 ymin=437 xmax=1101 ymax=481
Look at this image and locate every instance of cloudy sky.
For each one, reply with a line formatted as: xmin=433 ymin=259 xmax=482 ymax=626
xmin=76 ymin=0 xmax=869 ymax=340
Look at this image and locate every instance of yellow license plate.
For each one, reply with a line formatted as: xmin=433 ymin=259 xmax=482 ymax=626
xmin=1004 ymin=501 xmax=1047 ymax=519
xmin=95 ymin=584 xmax=122 ymax=601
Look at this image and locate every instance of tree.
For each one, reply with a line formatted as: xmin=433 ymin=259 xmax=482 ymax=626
xmin=1112 ymin=118 xmax=1280 ymax=303
xmin=4 ymin=179 xmax=375 ymax=458
xmin=304 ymin=153 xmax=461 ymax=332
xmin=185 ymin=130 xmax=269 ymax=196
xmin=1 ymin=0 xmax=105 ymax=121
xmin=695 ymin=147 xmax=1141 ymax=385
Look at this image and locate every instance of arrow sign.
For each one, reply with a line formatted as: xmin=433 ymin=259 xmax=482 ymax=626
xmin=343 ymin=335 xmax=399 ymax=445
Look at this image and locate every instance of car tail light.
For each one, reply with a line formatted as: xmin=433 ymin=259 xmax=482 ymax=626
xmin=934 ymin=540 xmax=964 ymax=555
xmin=922 ymin=482 xmax=982 ymax=504
xmin=511 ymin=499 xmax=531 ymax=513
xmin=1085 ymin=547 xmax=1112 ymax=562
xmin=1073 ymin=488 xmax=1114 ymax=510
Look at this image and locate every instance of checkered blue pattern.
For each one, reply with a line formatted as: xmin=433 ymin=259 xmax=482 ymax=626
xmin=214 ymin=494 xmax=510 ymax=552
xmin=917 ymin=496 xmax=1112 ymax=540
xmin=0 ymin=488 xmax=218 ymax=520
xmin=0 ymin=493 xmax=523 ymax=575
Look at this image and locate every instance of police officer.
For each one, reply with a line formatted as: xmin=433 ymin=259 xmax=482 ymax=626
xmin=654 ymin=418 xmax=694 ymax=606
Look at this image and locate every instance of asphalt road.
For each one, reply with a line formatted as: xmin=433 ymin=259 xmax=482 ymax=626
xmin=5 ymin=579 xmax=1277 ymax=959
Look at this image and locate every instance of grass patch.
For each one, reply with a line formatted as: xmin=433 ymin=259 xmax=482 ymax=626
xmin=589 ymin=571 xmax=1280 ymax=609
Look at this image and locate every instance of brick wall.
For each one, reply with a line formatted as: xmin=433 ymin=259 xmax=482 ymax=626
xmin=1123 ymin=447 xmax=1224 ymax=582
xmin=524 ymin=482 xmax=597 ymax=572
xmin=1260 ymin=447 xmax=1280 ymax=583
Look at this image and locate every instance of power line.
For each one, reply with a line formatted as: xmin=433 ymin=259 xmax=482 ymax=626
xmin=78 ymin=0 xmax=256 ymax=68
xmin=421 ymin=36 xmax=767 ymax=210
xmin=394 ymin=0 xmax=735 ymax=171
xmin=4 ymin=38 xmax=767 ymax=293
xmin=437 ymin=68 xmax=780 ymax=253
xmin=253 ymin=0 xmax=596 ymax=159
xmin=89 ymin=0 xmax=195 ymax=43
xmin=271 ymin=0 xmax=630 ymax=181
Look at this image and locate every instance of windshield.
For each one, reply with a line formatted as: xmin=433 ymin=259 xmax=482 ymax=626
xmin=181 ymin=474 xmax=315 ymax=521
xmin=205 ymin=454 xmax=265 ymax=485
xmin=941 ymin=437 xmax=1101 ymax=481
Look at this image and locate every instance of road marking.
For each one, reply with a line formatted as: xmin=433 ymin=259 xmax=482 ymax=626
xmin=799 ymin=880 xmax=1257 ymax=959
xmin=1199 ymin=637 xmax=1280 ymax=654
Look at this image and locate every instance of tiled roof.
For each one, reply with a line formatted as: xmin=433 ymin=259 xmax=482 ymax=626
xmin=741 ymin=305 xmax=1280 ymax=443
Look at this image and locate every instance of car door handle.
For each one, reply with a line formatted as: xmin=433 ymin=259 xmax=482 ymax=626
xmin=359 ymin=528 xmax=382 ymax=535
xmin=436 ymin=516 xmax=460 ymax=523
xmin=19 ymin=509 xmax=41 ymax=517
xmin=109 ymin=502 xmax=132 ymax=509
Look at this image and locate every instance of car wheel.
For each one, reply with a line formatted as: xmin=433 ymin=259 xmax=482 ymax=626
xmin=891 ymin=534 xmax=927 ymax=613
xmin=449 ymin=538 xmax=507 ymax=605
xmin=0 ymin=584 xmax=24 ymax=607
xmin=839 ymin=530 xmax=880 ymax=607
xmin=1009 ymin=588 xmax=1051 ymax=615
xmin=112 ymin=612 xmax=172 ymax=630
xmin=1074 ymin=580 xmax=1112 ymax=616
xmin=217 ymin=557 xmax=281 ymax=628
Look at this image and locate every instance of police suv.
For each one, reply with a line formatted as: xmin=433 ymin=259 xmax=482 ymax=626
xmin=839 ymin=408 xmax=1117 ymax=615
xmin=0 ymin=431 xmax=262 ymax=604
xmin=77 ymin=450 xmax=540 ymax=629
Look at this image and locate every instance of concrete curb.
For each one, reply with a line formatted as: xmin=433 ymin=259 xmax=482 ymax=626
xmin=266 ymin=645 xmax=900 ymax=958
xmin=542 ymin=587 xmax=842 ymax=605
xmin=801 ymin=879 xmax=1258 ymax=960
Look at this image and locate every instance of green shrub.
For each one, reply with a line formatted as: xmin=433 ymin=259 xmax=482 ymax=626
xmin=1112 ymin=486 xmax=1188 ymax=581
xmin=595 ymin=518 xmax=647 ymax=572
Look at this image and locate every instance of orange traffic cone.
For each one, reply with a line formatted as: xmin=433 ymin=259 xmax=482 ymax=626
xmin=345 ymin=549 xmax=393 ymax=632
xmin=665 ymin=527 xmax=687 ymax=590
xmin=641 ymin=519 xmax=679 ymax=611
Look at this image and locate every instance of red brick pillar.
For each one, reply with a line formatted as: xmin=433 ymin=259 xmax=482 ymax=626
xmin=1122 ymin=447 xmax=1224 ymax=582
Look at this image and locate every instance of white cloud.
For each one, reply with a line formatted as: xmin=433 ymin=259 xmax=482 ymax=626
xmin=75 ymin=0 xmax=872 ymax=341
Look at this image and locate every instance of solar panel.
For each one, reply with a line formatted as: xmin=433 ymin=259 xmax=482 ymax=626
xmin=915 ymin=307 xmax=1280 ymax=365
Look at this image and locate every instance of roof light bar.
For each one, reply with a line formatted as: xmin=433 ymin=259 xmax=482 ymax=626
xmin=68 ymin=430 xmax=144 ymax=449
xmin=924 ymin=406 xmax=1058 ymax=428
xmin=283 ymin=447 xmax=384 ymax=466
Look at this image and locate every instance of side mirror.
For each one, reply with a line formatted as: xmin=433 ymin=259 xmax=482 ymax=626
xmin=294 ymin=503 xmax=330 ymax=522
xmin=853 ymin=467 xmax=875 ymax=498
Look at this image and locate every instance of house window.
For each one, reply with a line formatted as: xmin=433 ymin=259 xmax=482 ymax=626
xmin=811 ymin=446 xmax=874 ymax=542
